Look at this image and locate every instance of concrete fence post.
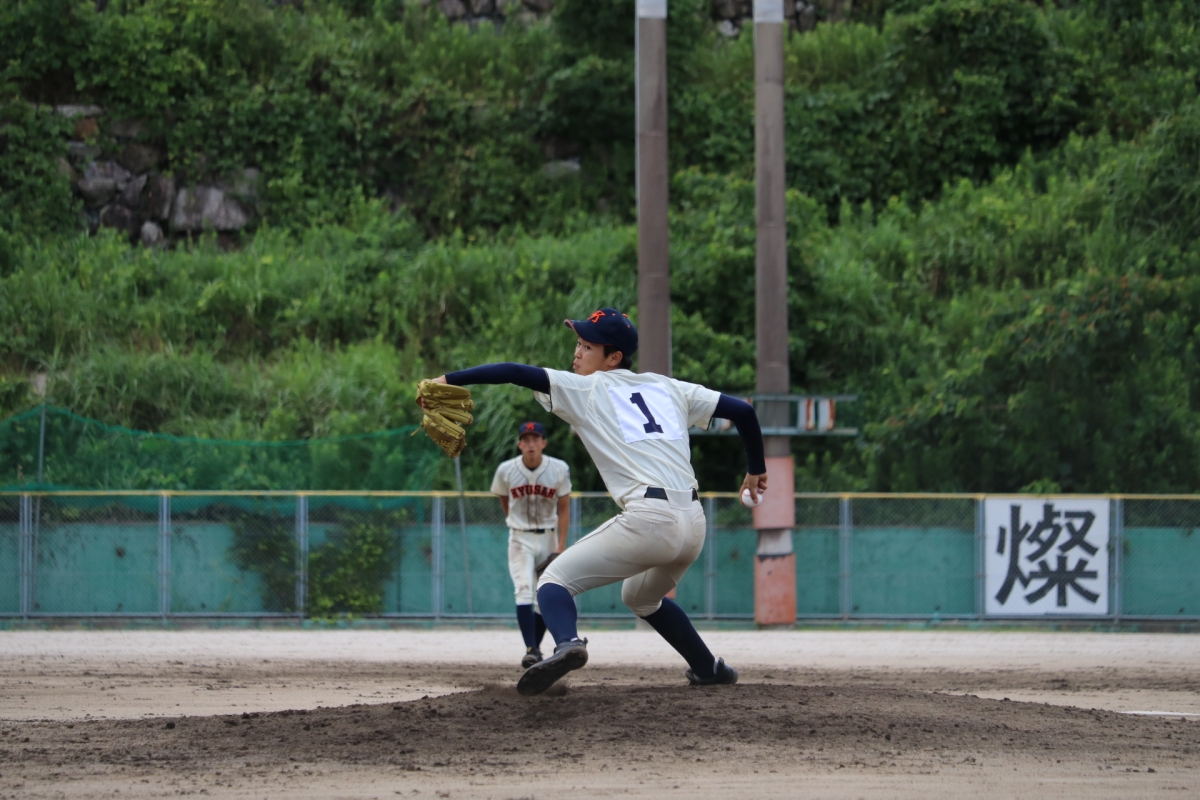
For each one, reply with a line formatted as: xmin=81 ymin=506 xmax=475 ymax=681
xmin=839 ymin=496 xmax=852 ymax=620
xmin=1112 ymin=497 xmax=1124 ymax=623
xmin=295 ymin=496 xmax=308 ymax=618
xmin=975 ymin=498 xmax=985 ymax=620
xmin=705 ymin=496 xmax=717 ymax=620
xmin=19 ymin=494 xmax=32 ymax=619
xmin=159 ymin=494 xmax=171 ymax=621
xmin=569 ymin=496 xmax=582 ymax=545
xmin=432 ymin=496 xmax=444 ymax=620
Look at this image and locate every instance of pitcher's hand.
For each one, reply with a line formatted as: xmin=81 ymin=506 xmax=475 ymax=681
xmin=740 ymin=472 xmax=768 ymax=502
xmin=415 ymin=375 xmax=448 ymax=408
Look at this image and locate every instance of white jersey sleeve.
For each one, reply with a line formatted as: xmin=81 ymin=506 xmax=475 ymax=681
xmin=677 ymin=379 xmax=721 ymax=430
xmin=532 ymin=368 xmax=596 ymax=427
xmin=490 ymin=463 xmax=510 ymax=497
xmin=556 ymin=461 xmax=573 ymax=497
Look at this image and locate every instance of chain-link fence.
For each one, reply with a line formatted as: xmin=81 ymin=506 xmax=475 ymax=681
xmin=1 ymin=492 xmax=1197 ymax=620
xmin=1119 ymin=498 xmax=1200 ymax=618
xmin=0 ymin=406 xmax=438 ymax=492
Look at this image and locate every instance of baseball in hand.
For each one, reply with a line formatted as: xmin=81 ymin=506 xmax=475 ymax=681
xmin=741 ymin=488 xmax=763 ymax=508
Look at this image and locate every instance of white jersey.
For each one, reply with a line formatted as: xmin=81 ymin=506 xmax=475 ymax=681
xmin=491 ymin=455 xmax=572 ymax=531
xmin=534 ymin=368 xmax=719 ymax=509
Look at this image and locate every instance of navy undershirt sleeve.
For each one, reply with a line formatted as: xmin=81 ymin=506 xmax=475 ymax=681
xmin=444 ymin=362 xmax=550 ymax=394
xmin=715 ymin=394 xmax=767 ymax=475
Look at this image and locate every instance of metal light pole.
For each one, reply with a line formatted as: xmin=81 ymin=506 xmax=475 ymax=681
xmin=752 ymin=0 xmax=797 ymax=626
xmin=636 ymin=0 xmax=671 ymax=375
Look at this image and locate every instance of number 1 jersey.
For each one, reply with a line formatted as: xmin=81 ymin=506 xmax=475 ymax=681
xmin=534 ymin=368 xmax=720 ymax=509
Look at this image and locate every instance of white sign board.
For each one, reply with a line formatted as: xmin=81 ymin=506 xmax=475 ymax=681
xmin=984 ymin=498 xmax=1109 ymax=616
xmin=754 ymin=0 xmax=785 ymax=23
xmin=637 ymin=0 xmax=667 ymax=18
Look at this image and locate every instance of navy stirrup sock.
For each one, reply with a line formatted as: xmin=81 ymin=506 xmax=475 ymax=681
xmin=534 ymin=612 xmax=547 ymax=648
xmin=515 ymin=604 xmax=537 ymax=649
xmin=536 ymin=583 xmax=579 ymax=645
xmin=641 ymin=597 xmax=716 ymax=680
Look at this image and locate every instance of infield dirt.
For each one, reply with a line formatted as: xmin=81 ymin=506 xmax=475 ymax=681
xmin=2 ymin=630 xmax=1198 ymax=798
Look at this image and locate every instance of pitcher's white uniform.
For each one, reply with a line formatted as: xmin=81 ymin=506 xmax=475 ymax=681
xmin=533 ymin=368 xmax=719 ymax=615
xmin=491 ymin=456 xmax=571 ymax=607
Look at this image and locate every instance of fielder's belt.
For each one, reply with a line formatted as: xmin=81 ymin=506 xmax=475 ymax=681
xmin=644 ymin=487 xmax=699 ymax=501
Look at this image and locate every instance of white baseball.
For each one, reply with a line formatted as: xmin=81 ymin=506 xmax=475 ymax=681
xmin=741 ymin=488 xmax=763 ymax=508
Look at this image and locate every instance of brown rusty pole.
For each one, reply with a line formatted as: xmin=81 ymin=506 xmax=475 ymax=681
xmin=752 ymin=0 xmax=797 ymax=626
xmin=636 ymin=0 xmax=671 ymax=376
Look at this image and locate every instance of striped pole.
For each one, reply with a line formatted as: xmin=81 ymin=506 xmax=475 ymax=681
xmin=753 ymin=0 xmax=797 ymax=626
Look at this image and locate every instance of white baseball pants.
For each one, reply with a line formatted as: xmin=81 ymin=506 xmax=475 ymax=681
xmin=538 ymin=490 xmax=705 ymax=617
xmin=508 ymin=529 xmax=556 ymax=608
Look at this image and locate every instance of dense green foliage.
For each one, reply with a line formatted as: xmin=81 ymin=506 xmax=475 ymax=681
xmin=8 ymin=0 xmax=1193 ymax=236
xmin=2 ymin=0 xmax=1200 ymax=493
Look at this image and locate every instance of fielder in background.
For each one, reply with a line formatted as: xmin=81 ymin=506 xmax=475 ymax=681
xmin=421 ymin=307 xmax=766 ymax=696
xmin=491 ymin=421 xmax=571 ymax=669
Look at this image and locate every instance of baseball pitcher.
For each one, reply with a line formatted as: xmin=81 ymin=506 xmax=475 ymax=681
xmin=420 ymin=308 xmax=766 ymax=696
xmin=491 ymin=421 xmax=571 ymax=668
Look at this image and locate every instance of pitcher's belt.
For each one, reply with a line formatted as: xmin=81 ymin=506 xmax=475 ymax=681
xmin=644 ymin=487 xmax=699 ymax=501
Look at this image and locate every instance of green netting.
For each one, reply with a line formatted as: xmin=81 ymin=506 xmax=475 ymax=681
xmin=0 ymin=406 xmax=438 ymax=492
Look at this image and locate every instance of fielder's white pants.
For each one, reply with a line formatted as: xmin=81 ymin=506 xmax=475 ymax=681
xmin=508 ymin=528 xmax=556 ymax=609
xmin=538 ymin=490 xmax=705 ymax=617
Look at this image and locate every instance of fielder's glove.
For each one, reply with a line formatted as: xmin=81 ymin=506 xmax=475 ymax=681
xmin=534 ymin=552 xmax=559 ymax=577
xmin=413 ymin=380 xmax=475 ymax=458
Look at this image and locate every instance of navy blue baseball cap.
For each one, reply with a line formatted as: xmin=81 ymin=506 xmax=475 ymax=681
xmin=564 ymin=307 xmax=639 ymax=357
xmin=518 ymin=421 xmax=546 ymax=437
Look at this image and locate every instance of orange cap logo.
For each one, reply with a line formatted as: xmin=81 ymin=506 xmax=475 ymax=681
xmin=587 ymin=310 xmax=605 ymax=323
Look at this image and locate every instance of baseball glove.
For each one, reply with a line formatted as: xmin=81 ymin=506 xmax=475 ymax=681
xmin=413 ymin=380 xmax=475 ymax=458
xmin=534 ymin=552 xmax=559 ymax=577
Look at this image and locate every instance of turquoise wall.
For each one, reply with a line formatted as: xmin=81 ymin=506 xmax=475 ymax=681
xmin=441 ymin=524 xmax=516 ymax=615
xmin=850 ymin=527 xmax=975 ymax=615
xmin=796 ymin=527 xmax=840 ymax=615
xmin=2 ymin=496 xmax=1199 ymax=619
xmin=0 ymin=526 xmax=18 ymax=613
xmin=1122 ymin=527 xmax=1200 ymax=615
xmin=170 ymin=524 xmax=266 ymax=613
xmin=392 ymin=527 xmax=434 ymax=615
xmin=34 ymin=523 xmax=158 ymax=613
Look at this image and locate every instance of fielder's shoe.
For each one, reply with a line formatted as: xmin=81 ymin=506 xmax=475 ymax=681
xmin=686 ymin=657 xmax=738 ymax=687
xmin=517 ymin=638 xmax=588 ymax=696
xmin=521 ymin=647 xmax=543 ymax=669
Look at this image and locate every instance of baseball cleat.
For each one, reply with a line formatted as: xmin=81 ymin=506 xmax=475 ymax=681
xmin=517 ymin=638 xmax=588 ymax=696
xmin=521 ymin=647 xmax=543 ymax=669
xmin=686 ymin=657 xmax=738 ymax=687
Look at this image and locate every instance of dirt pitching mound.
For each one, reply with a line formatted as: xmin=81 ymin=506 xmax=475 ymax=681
xmin=6 ymin=678 xmax=1195 ymax=782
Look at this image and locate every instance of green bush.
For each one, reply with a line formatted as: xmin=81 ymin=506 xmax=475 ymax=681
xmin=0 ymin=203 xmax=637 ymax=488
xmin=0 ymin=94 xmax=78 ymax=236
xmin=3 ymin=0 xmax=1200 ymax=494
xmin=791 ymin=103 xmax=1200 ymax=492
xmin=0 ymin=0 xmax=609 ymax=234
xmin=229 ymin=511 xmax=406 ymax=615
xmin=2 ymin=0 xmax=1173 ymax=236
xmin=867 ymin=273 xmax=1200 ymax=493
xmin=6 ymin=101 xmax=1200 ymax=493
